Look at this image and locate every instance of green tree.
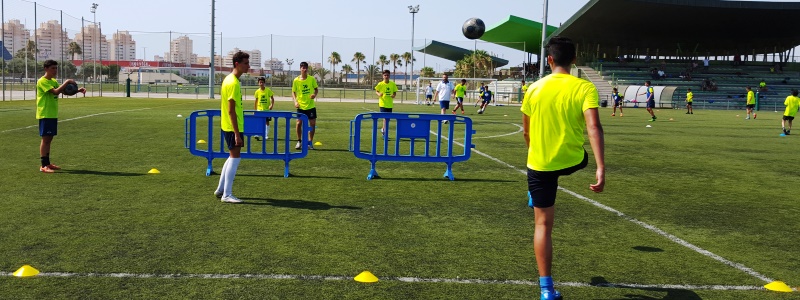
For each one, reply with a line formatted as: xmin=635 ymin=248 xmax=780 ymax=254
xmin=363 ymin=64 xmax=380 ymax=87
xmin=351 ymin=52 xmax=365 ymax=85
xmin=340 ymin=64 xmax=353 ymax=84
xmin=402 ymin=52 xmax=414 ymax=86
xmin=315 ymin=67 xmax=330 ymax=83
xmin=328 ymin=51 xmax=341 ymax=84
xmin=107 ymin=64 xmax=121 ymax=80
xmin=15 ymin=40 xmax=38 ymax=60
xmin=68 ymin=42 xmax=82 ymax=60
xmin=378 ymin=55 xmax=389 ymax=72
xmin=58 ymin=60 xmax=78 ymax=78
xmin=389 ymin=53 xmax=401 ymax=78
xmin=420 ymin=66 xmax=435 ymax=78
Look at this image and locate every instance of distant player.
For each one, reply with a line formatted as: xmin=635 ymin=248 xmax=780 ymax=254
xmin=686 ymin=88 xmax=694 ymax=114
xmin=521 ymin=79 xmax=528 ymax=94
xmin=433 ymin=74 xmax=454 ymax=118
xmin=452 ymin=79 xmax=467 ymax=114
xmin=36 ymin=60 xmax=86 ymax=173
xmin=254 ymin=77 xmax=275 ymax=141
xmin=745 ymin=86 xmax=757 ymax=120
xmin=521 ymin=36 xmax=605 ymax=300
xmin=478 ymin=85 xmax=493 ymax=114
xmin=214 ymin=51 xmax=250 ymax=203
xmin=611 ymin=87 xmax=623 ymax=117
xmin=292 ymin=61 xmax=319 ymax=149
xmin=638 ymin=81 xmax=657 ymax=121
xmin=475 ymin=83 xmax=486 ymax=107
xmin=375 ymin=70 xmax=398 ymax=135
xmin=782 ymin=89 xmax=800 ymax=136
xmin=425 ymin=82 xmax=433 ymax=105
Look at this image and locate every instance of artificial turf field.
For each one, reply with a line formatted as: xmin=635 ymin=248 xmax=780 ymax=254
xmin=0 ymin=97 xmax=797 ymax=299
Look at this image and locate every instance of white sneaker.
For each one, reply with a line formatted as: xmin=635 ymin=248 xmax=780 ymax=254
xmin=221 ymin=195 xmax=243 ymax=203
xmin=264 ymin=135 xmax=269 ymax=140
xmin=214 ymin=191 xmax=223 ymax=198
xmin=295 ymin=141 xmax=302 ymax=150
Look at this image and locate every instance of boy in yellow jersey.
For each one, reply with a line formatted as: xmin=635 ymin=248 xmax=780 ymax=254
xmin=521 ymin=79 xmax=528 ymax=95
xmin=375 ymin=70 xmax=397 ymax=135
xmin=36 ymin=60 xmax=86 ymax=173
xmin=213 ymin=51 xmax=250 ymax=204
xmin=521 ymin=36 xmax=605 ymax=300
xmin=745 ymin=86 xmax=757 ymax=120
xmin=781 ymin=89 xmax=800 ymax=136
xmin=253 ymin=77 xmax=275 ymax=141
xmin=686 ymin=88 xmax=694 ymax=114
xmin=452 ymin=79 xmax=467 ymax=114
xmin=292 ymin=61 xmax=319 ymax=150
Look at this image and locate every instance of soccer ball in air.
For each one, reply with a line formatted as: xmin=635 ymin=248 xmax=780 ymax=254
xmin=462 ymin=18 xmax=485 ymax=40
xmin=63 ymin=83 xmax=79 ymax=96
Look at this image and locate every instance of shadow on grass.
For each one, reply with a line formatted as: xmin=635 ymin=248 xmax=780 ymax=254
xmin=589 ymin=276 xmax=701 ymax=300
xmin=61 ymin=169 xmax=145 ymax=177
xmin=632 ymin=246 xmax=664 ymax=252
xmin=311 ymin=148 xmax=350 ymax=152
xmin=375 ymin=177 xmax=515 ymax=183
xmin=237 ymin=173 xmax=350 ymax=179
xmin=239 ymin=198 xmax=362 ymax=210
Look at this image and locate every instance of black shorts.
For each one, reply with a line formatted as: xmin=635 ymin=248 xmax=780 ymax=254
xmin=686 ymin=102 xmax=693 ymax=106
xmin=746 ymin=104 xmax=755 ymax=109
xmin=379 ymin=107 xmax=393 ymax=113
xmin=614 ymin=100 xmax=622 ymax=107
xmin=39 ymin=118 xmax=58 ymax=136
xmin=646 ymin=99 xmax=656 ymax=109
xmin=439 ymin=100 xmax=450 ymax=110
xmin=223 ymin=131 xmax=244 ymax=150
xmin=426 ymin=95 xmax=432 ymax=100
xmin=455 ymin=97 xmax=464 ymax=104
xmin=783 ymin=115 xmax=795 ymax=121
xmin=527 ymin=151 xmax=589 ymax=208
xmin=297 ymin=107 xmax=318 ymax=120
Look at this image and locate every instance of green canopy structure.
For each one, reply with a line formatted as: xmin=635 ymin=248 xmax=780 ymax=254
xmin=480 ymin=15 xmax=558 ymax=54
xmin=414 ymin=40 xmax=509 ymax=68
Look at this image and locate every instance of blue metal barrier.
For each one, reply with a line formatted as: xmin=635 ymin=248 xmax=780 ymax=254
xmin=349 ymin=113 xmax=475 ymax=180
xmin=185 ymin=110 xmax=311 ymax=177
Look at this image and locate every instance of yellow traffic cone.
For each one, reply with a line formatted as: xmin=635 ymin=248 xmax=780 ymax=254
xmin=354 ymin=270 xmax=379 ymax=283
xmin=148 ymin=168 xmax=161 ymax=174
xmin=764 ymin=281 xmax=793 ymax=292
xmin=314 ymin=141 xmax=322 ymax=146
xmin=197 ymin=140 xmax=207 ymax=144
xmin=13 ymin=265 xmax=39 ymax=277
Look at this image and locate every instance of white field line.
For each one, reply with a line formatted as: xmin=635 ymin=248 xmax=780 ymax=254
xmin=0 ymin=272 xmax=769 ymax=291
xmin=440 ymin=132 xmax=777 ymax=284
xmin=0 ymin=108 xmax=153 ymax=134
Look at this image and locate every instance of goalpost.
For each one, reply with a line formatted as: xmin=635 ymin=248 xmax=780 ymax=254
xmin=415 ymin=77 xmax=498 ymax=105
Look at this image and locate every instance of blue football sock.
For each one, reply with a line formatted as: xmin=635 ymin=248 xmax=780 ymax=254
xmin=539 ymin=276 xmax=554 ymax=293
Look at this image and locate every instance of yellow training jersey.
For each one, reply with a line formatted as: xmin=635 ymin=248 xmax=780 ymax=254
xmin=747 ymin=90 xmax=756 ymax=105
xmin=454 ymin=84 xmax=467 ymax=98
xmin=255 ymin=88 xmax=274 ymax=111
xmin=36 ymin=76 xmax=59 ymax=119
xmin=375 ymin=81 xmax=398 ymax=109
xmin=687 ymin=92 xmax=693 ymax=102
xmin=784 ymin=95 xmax=800 ymax=117
xmin=292 ymin=75 xmax=318 ymax=110
xmin=220 ymin=74 xmax=243 ymax=132
xmin=521 ymin=73 xmax=599 ymax=171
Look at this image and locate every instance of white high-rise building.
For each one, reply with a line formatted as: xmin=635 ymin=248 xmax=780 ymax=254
xmin=169 ymin=35 xmax=195 ymax=64
xmin=224 ymin=48 xmax=261 ymax=68
xmin=109 ymin=31 xmax=136 ymax=61
xmin=35 ymin=20 xmax=71 ymax=61
xmin=265 ymin=58 xmax=283 ymax=71
xmin=74 ymin=24 xmax=109 ymax=60
xmin=2 ymin=19 xmax=31 ymax=57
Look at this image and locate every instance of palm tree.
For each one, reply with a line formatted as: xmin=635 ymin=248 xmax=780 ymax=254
xmin=351 ymin=52 xmax=366 ymax=84
xmin=363 ymin=64 xmax=381 ymax=86
xmin=328 ymin=52 xmax=341 ymax=83
xmin=378 ymin=55 xmax=389 ymax=72
xmin=389 ymin=53 xmax=401 ymax=79
xmin=420 ymin=66 xmax=435 ymax=78
xmin=316 ymin=67 xmax=331 ymax=83
xmin=402 ymin=52 xmax=414 ymax=86
xmin=340 ymin=64 xmax=353 ymax=85
xmin=68 ymin=42 xmax=82 ymax=60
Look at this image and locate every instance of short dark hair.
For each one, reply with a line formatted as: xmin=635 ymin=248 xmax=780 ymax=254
xmin=792 ymin=89 xmax=798 ymax=96
xmin=746 ymin=86 xmax=751 ymax=90
xmin=545 ymin=36 xmax=576 ymax=68
xmin=461 ymin=79 xmax=466 ymax=83
xmin=687 ymin=88 xmax=692 ymax=91
xmin=299 ymin=61 xmax=309 ymax=68
xmin=258 ymin=77 xmax=265 ymax=83
xmin=382 ymin=70 xmax=390 ymax=75
xmin=43 ymin=60 xmax=58 ymax=69
xmin=646 ymin=81 xmax=651 ymax=85
xmin=232 ymin=51 xmax=249 ymax=67
xmin=613 ymin=87 xmax=617 ymax=92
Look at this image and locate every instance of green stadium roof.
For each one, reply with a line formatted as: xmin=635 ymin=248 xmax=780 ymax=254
xmin=414 ymin=40 xmax=509 ymax=68
xmin=479 ymin=15 xmax=558 ymax=54
xmin=552 ymin=0 xmax=800 ymax=56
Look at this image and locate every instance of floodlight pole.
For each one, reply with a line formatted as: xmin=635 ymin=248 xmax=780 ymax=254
xmin=91 ymin=3 xmax=98 ymax=84
xmin=539 ymin=0 xmax=548 ymax=79
xmin=408 ymin=5 xmax=419 ymax=96
xmin=209 ymin=0 xmax=215 ymax=99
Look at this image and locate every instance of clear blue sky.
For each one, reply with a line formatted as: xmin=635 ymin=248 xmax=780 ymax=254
xmin=7 ymin=0 xmax=798 ymax=72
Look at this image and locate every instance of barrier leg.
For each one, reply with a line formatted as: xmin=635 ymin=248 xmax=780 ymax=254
xmin=367 ymin=160 xmax=380 ymax=180
xmin=206 ymin=157 xmax=214 ymax=176
xmin=284 ymin=159 xmax=291 ymax=178
xmin=443 ymin=163 xmax=454 ymax=181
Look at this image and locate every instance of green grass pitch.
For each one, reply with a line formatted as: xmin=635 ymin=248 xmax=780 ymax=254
xmin=0 ymin=97 xmax=797 ymax=299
